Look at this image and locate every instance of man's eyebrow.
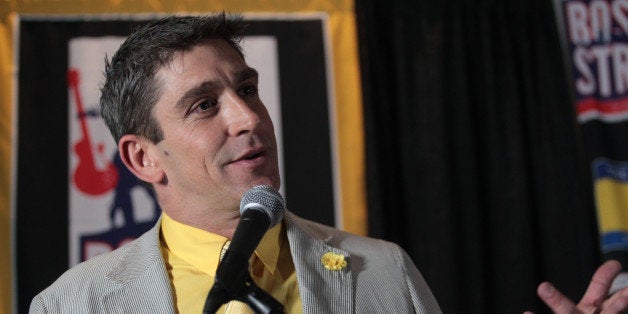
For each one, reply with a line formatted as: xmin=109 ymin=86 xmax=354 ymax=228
xmin=236 ymin=67 xmax=259 ymax=84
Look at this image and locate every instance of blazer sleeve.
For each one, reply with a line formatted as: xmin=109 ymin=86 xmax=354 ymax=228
xmin=396 ymin=244 xmax=442 ymax=314
xmin=29 ymin=294 xmax=47 ymax=313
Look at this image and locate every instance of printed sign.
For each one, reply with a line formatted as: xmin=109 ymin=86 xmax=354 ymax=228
xmin=562 ymin=0 xmax=628 ymax=122
xmin=558 ymin=0 xmax=628 ymax=265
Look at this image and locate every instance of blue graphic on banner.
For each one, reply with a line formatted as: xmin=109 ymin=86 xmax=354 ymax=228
xmin=593 ymin=158 xmax=628 ymax=181
xmin=79 ymin=153 xmax=160 ymax=261
xmin=602 ymin=231 xmax=628 ymax=252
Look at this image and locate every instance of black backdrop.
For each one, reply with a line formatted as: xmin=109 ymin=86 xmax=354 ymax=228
xmin=356 ymin=1 xmax=602 ymax=313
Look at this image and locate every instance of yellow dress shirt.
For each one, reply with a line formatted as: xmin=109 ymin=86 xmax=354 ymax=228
xmin=159 ymin=213 xmax=302 ymax=313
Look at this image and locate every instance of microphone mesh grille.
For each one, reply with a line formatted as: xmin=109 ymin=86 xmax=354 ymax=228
xmin=240 ymin=185 xmax=285 ymax=227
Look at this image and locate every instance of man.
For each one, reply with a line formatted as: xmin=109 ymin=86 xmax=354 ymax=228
xmin=29 ymin=14 xmax=440 ymax=313
xmin=29 ymin=13 xmax=628 ymax=314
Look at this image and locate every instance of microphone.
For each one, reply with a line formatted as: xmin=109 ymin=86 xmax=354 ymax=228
xmin=229 ymin=185 xmax=285 ymax=261
xmin=203 ymin=185 xmax=285 ymax=314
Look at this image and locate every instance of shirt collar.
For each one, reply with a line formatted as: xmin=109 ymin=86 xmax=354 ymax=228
xmin=160 ymin=213 xmax=282 ymax=276
xmin=255 ymin=216 xmax=282 ymax=275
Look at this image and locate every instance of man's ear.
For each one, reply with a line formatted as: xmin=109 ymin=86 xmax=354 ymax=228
xmin=118 ymin=134 xmax=164 ymax=184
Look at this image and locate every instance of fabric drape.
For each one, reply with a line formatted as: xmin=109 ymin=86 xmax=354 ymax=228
xmin=356 ymin=1 xmax=601 ymax=313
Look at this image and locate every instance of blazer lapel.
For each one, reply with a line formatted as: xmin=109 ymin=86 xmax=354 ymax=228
xmin=285 ymin=212 xmax=353 ymax=314
xmin=100 ymin=221 xmax=176 ymax=313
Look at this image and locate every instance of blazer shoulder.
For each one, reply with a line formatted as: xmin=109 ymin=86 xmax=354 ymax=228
xmin=30 ymin=225 xmax=161 ymax=311
xmin=285 ymin=211 xmax=399 ymax=252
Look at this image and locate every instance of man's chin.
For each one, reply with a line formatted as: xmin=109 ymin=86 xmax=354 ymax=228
xmin=243 ymin=177 xmax=280 ymax=192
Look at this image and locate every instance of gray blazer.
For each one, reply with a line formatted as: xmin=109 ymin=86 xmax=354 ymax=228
xmin=30 ymin=211 xmax=441 ymax=313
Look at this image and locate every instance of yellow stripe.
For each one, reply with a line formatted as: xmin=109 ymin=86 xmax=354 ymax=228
xmin=1 ymin=1 xmax=364 ymax=312
xmin=329 ymin=9 xmax=366 ymax=235
xmin=1 ymin=0 xmax=353 ymax=15
xmin=594 ymin=178 xmax=628 ymax=231
xmin=0 ymin=12 xmax=15 ymax=314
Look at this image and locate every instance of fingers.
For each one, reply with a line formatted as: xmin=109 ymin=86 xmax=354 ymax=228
xmin=580 ymin=260 xmax=623 ymax=307
xmin=534 ymin=261 xmax=625 ymax=314
xmin=601 ymin=286 xmax=628 ymax=313
xmin=537 ymin=281 xmax=576 ymax=314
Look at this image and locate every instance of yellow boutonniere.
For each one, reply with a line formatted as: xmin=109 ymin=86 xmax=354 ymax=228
xmin=321 ymin=251 xmax=347 ymax=271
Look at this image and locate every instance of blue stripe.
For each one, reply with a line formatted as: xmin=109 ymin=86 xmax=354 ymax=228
xmin=602 ymin=231 xmax=628 ymax=252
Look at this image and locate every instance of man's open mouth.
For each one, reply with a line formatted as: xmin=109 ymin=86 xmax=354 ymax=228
xmin=244 ymin=151 xmax=263 ymax=160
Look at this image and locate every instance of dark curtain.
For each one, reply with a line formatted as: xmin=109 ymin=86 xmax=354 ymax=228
xmin=356 ymin=1 xmax=601 ymax=313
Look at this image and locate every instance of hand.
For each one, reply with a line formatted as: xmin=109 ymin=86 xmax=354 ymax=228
xmin=525 ymin=260 xmax=628 ymax=314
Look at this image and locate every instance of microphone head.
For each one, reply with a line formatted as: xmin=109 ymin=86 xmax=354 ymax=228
xmin=240 ymin=185 xmax=285 ymax=227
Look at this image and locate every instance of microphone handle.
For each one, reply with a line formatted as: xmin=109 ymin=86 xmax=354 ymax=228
xmin=204 ymin=271 xmax=284 ymax=314
xmin=239 ymin=274 xmax=285 ymax=314
xmin=228 ymin=209 xmax=271 ymax=258
xmin=204 ymin=209 xmax=276 ymax=313
xmin=202 ymin=250 xmax=250 ymax=314
xmin=203 ymin=282 xmax=228 ymax=314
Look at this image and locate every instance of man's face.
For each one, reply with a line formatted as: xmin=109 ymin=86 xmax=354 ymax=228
xmin=148 ymin=39 xmax=280 ymax=214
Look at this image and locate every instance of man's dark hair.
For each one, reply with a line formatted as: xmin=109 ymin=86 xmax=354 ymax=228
xmin=100 ymin=13 xmax=246 ymax=144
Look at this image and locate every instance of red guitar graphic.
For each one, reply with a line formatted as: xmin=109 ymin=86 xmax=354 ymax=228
xmin=68 ymin=68 xmax=119 ymax=195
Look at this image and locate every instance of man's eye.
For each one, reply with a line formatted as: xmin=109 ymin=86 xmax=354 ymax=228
xmin=196 ymin=99 xmax=216 ymax=111
xmin=187 ymin=99 xmax=218 ymax=117
xmin=240 ymin=85 xmax=258 ymax=97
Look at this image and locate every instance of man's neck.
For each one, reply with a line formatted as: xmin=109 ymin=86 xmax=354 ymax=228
xmin=160 ymin=206 xmax=240 ymax=239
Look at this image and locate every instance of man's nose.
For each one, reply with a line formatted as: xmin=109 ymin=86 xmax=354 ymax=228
xmin=222 ymin=92 xmax=260 ymax=136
